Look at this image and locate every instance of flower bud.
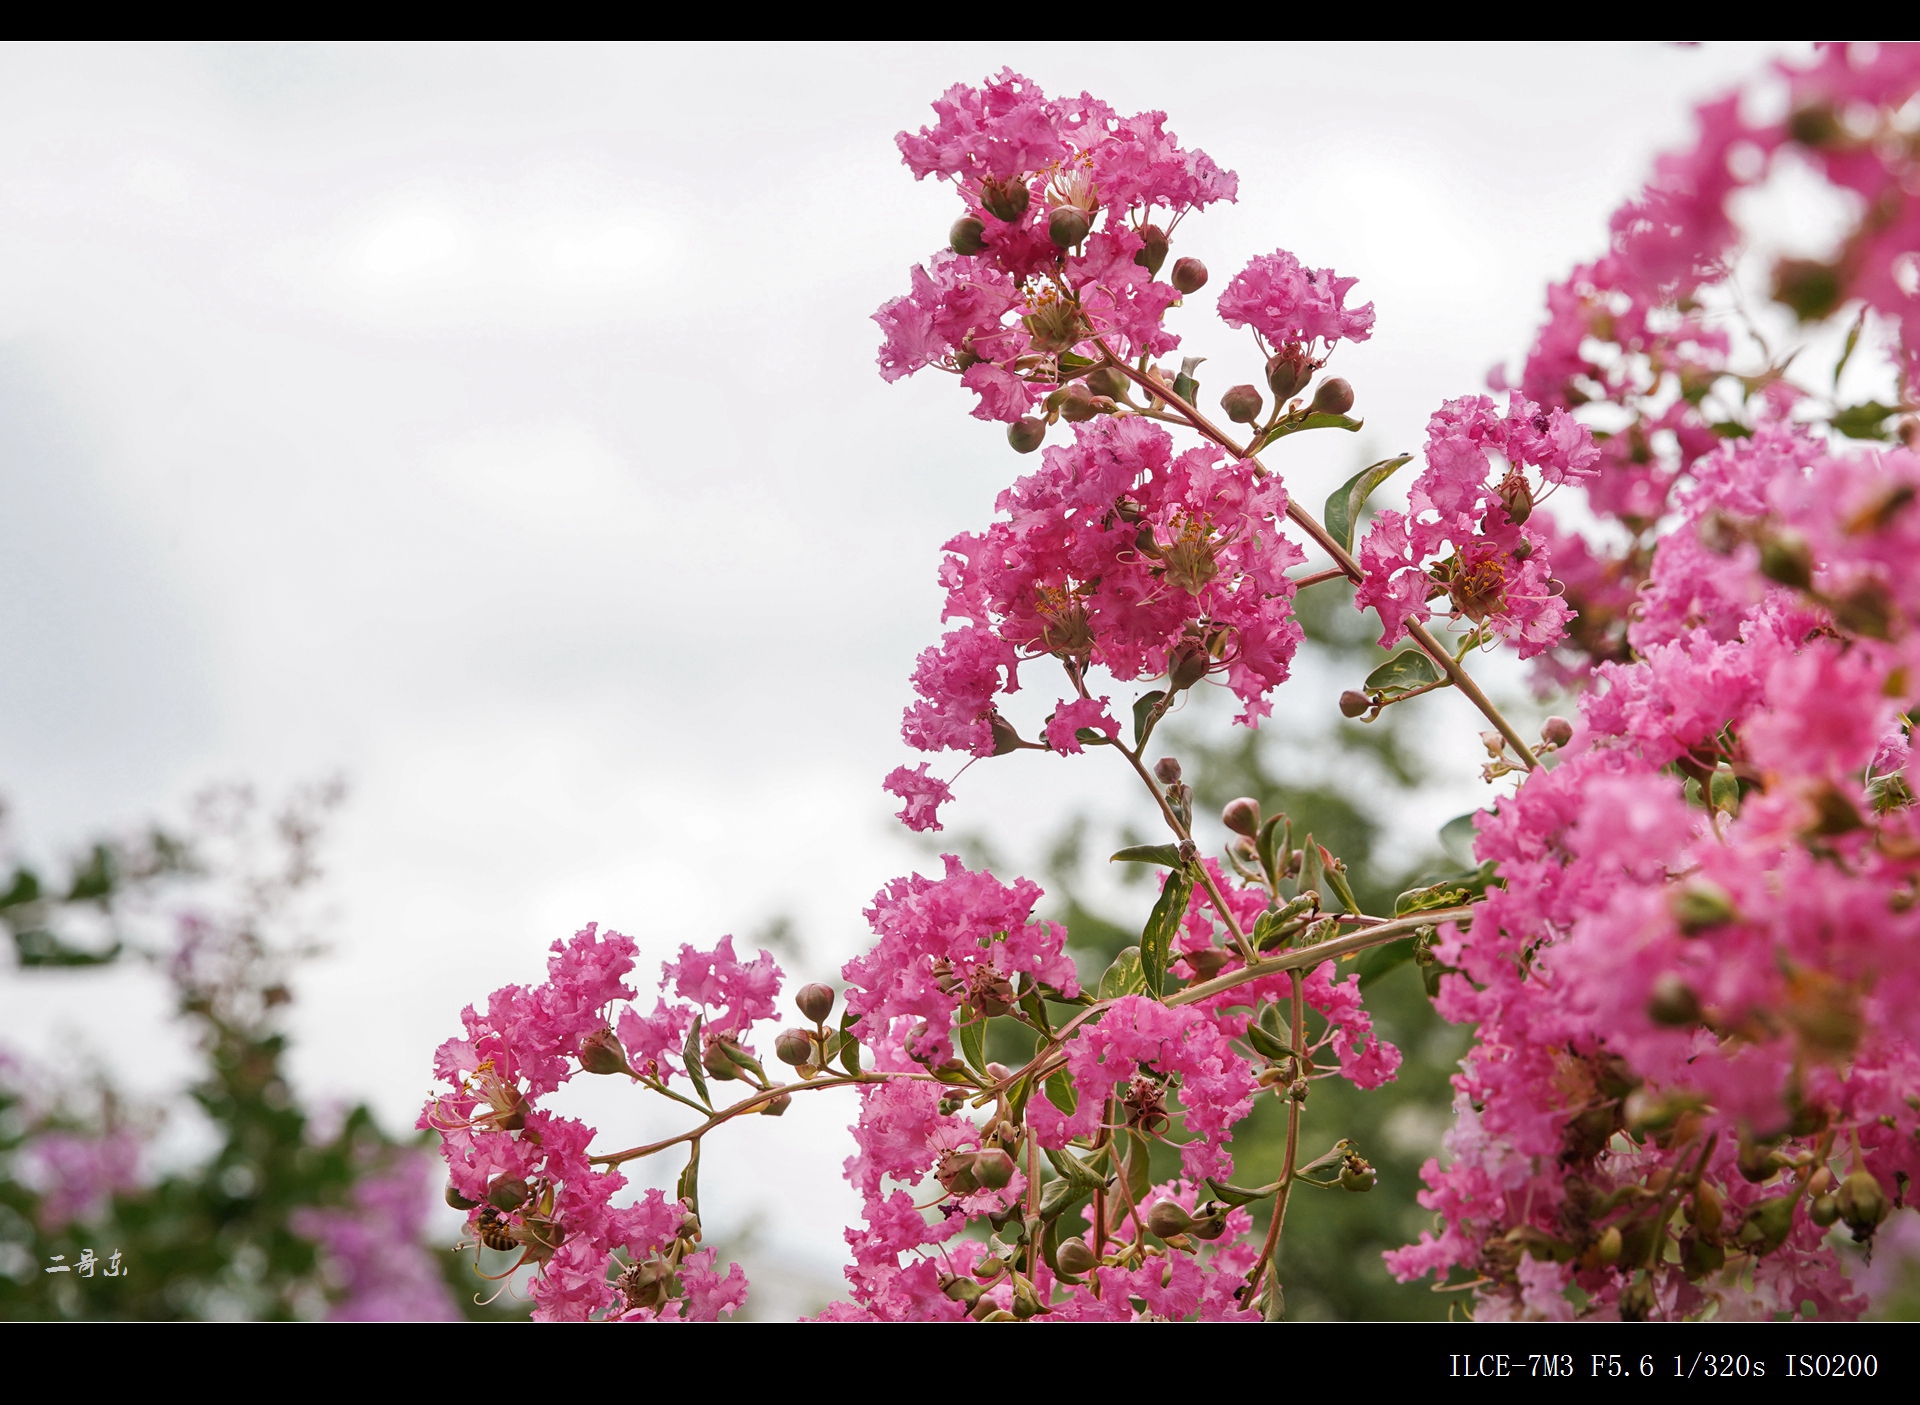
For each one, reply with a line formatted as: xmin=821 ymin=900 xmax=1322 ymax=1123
xmin=1011 ymin=1276 xmax=1046 ymax=1318
xmin=1047 ymin=205 xmax=1090 ymax=249
xmin=937 ymin=1151 xmax=980 ymax=1196
xmin=1220 ymin=384 xmax=1264 ymax=424
xmin=1758 ymin=531 xmax=1814 ymax=590
xmin=1692 ymin=1180 xmax=1725 ymax=1240
xmin=1007 ymin=418 xmax=1046 ymax=454
xmin=445 ymin=1183 xmax=478 ymax=1211
xmin=1593 ymin=1224 xmax=1623 ymax=1265
xmin=1185 ymin=947 xmax=1231 ymax=982
xmin=940 ymin=1272 xmax=985 ymax=1304
xmin=1648 ymin=972 xmax=1702 ymax=1027
xmin=1338 ymin=1155 xmax=1377 ymax=1192
xmin=487 ymin=1175 xmax=531 ymax=1211
xmin=1511 ymin=537 xmax=1534 ymax=561
xmin=702 ymin=1038 xmax=740 ymax=1081
xmin=1540 ymin=716 xmax=1573 ymax=748
xmin=1145 ymin=1200 xmax=1193 ymax=1239
xmin=1086 ymin=365 xmax=1129 ymax=401
xmin=1059 ymin=382 xmax=1099 ymax=423
xmin=1221 ymin=797 xmax=1261 ymax=837
xmin=1339 ymin=690 xmax=1371 ymax=719
xmin=1168 ymin=639 xmax=1211 ymax=691
xmin=795 ymin=982 xmax=836 ymax=1023
xmin=1170 ymin=257 xmax=1208 ymax=295
xmin=1671 ymin=880 xmax=1737 ymax=935
xmin=1836 ymin=1170 xmax=1889 ymax=1235
xmin=1809 ymin=1193 xmax=1841 ymax=1227
xmin=973 ymin=1147 xmax=1016 ymax=1190
xmin=1737 ymin=1193 xmax=1796 ymax=1254
xmin=979 ymin=175 xmax=1029 ymax=223
xmin=1497 ymin=471 xmax=1534 ymax=526
xmin=774 ymin=1028 xmax=816 ymax=1066
xmin=1266 ymin=349 xmax=1313 ymax=402
xmin=1134 ymin=224 xmax=1169 ymax=277
xmin=1055 ymin=1237 xmax=1098 ymax=1276
xmin=1619 ymin=1274 xmax=1656 ymax=1320
xmin=578 ymin=1026 xmax=630 ymax=1076
xmin=1153 ymin=757 xmax=1182 ymax=785
xmin=1309 ymin=377 xmax=1354 ymax=416
xmin=949 ymin=216 xmax=986 ymax=256
xmin=759 ymin=1091 xmax=791 ymax=1116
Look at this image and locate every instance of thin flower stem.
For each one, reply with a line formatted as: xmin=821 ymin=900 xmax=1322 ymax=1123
xmin=590 ymin=1071 xmax=928 ymax=1166
xmin=1245 ymin=972 xmax=1307 ymax=1306
xmin=1288 ymin=566 xmax=1350 ymax=589
xmin=1112 ymin=735 xmax=1259 ymax=964
xmin=1096 ymin=345 xmax=1539 ymax=771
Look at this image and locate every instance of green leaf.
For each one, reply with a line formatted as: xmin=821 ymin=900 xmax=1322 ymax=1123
xmin=1834 ymin=401 xmax=1898 ymax=441
xmin=1044 ymin=1068 xmax=1078 ymax=1116
xmin=1139 ymin=867 xmax=1192 ymax=997
xmin=1835 ymin=307 xmax=1868 ymax=388
xmin=1710 ymin=420 xmax=1753 ymax=439
xmin=1172 ymin=373 xmax=1199 ymax=403
xmin=1439 ymin=813 xmax=1481 ymax=869
xmin=1297 ymin=834 xmax=1324 ymax=904
xmin=1354 ymin=936 xmax=1416 ymax=987
xmin=66 ymin=844 xmax=114 ymax=903
xmin=1098 ymin=945 xmax=1146 ymax=1000
xmin=1073 ymin=727 xmax=1111 ymax=747
xmin=958 ymin=1016 xmax=989 ymax=1079
xmin=838 ymin=1008 xmax=863 ymax=1075
xmin=1323 ymin=454 xmax=1413 ymax=554
xmin=0 ymin=868 xmax=39 ymax=909
xmin=1125 ymin=1130 xmax=1152 ymax=1206
xmin=1320 ymin=847 xmax=1360 ymax=916
xmin=681 ymin=1014 xmax=711 ymax=1108
xmin=1038 ymin=1177 xmax=1093 ymax=1224
xmin=1110 ymin=843 xmax=1182 ymax=867
xmin=676 ymin=1140 xmax=701 ymax=1210
xmin=1204 ymin=1177 xmax=1276 ymax=1208
xmin=1395 ymin=881 xmax=1468 ymax=916
xmin=1261 ymin=411 xmax=1364 ymax=448
xmin=1045 ymin=1145 xmax=1103 ymax=1191
xmin=1245 ymin=1021 xmax=1292 ymax=1060
xmin=1364 ymin=649 xmax=1441 ymax=694
xmin=1058 ymin=351 xmax=1096 ymax=372
xmin=1132 ymin=690 xmax=1165 ymax=747
xmin=12 ymin=929 xmax=121 ymax=967
xmin=1256 ymin=814 xmax=1291 ymax=889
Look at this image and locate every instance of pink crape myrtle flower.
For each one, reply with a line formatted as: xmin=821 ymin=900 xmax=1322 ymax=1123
xmin=1216 ymin=248 xmax=1375 ymax=355
xmin=883 ymin=762 xmax=956 ymax=832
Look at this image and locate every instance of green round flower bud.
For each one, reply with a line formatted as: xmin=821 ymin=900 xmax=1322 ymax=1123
xmin=578 ymin=1026 xmax=629 ymax=1076
xmin=1511 ymin=537 xmax=1534 ymax=561
xmin=1185 ymin=947 xmax=1231 ymax=982
xmin=1648 ymin=972 xmax=1703 ymax=1027
xmin=973 ymin=1147 xmax=1016 ymax=1190
xmin=446 ymin=1183 xmax=478 ymax=1211
xmin=1055 ymin=1237 xmax=1098 ymax=1277
xmin=702 ymin=1038 xmax=740 ymax=1081
xmin=949 ymin=216 xmax=986 ymax=256
xmin=1168 ymin=639 xmax=1211 ymax=691
xmin=980 ymin=176 xmax=1029 ymax=223
xmin=1145 ymin=1200 xmax=1193 ymax=1239
xmin=1541 ymin=715 xmax=1573 ymax=748
xmin=1338 ymin=1156 xmax=1377 ymax=1192
xmin=487 ymin=1175 xmax=531 ymax=1211
xmin=1266 ymin=350 xmax=1313 ymax=401
xmin=1692 ymin=1179 xmax=1725 ymax=1240
xmin=796 ymin=982 xmax=836 ymax=1023
xmin=1594 ymin=1224 xmax=1623 ymax=1265
xmin=1059 ymin=383 xmax=1099 ymax=423
xmin=1007 ymin=418 xmax=1046 ymax=454
xmin=774 ymin=1028 xmax=815 ymax=1066
xmin=1836 ymin=1170 xmax=1889 ymax=1234
xmin=1220 ymin=383 xmax=1264 ymax=425
xmin=1086 ymin=365 xmax=1129 ymax=400
xmin=937 ymin=1150 xmax=980 ymax=1196
xmin=1498 ymin=472 xmax=1534 ymax=526
xmin=1134 ymin=225 xmax=1169 ymax=277
xmin=1309 ymin=377 xmax=1354 ymax=416
xmin=1339 ymin=689 xmax=1371 ymax=719
xmin=1809 ymin=1192 xmax=1841 ymax=1227
xmin=1170 ymin=257 xmax=1208 ymax=295
xmin=1221 ymin=797 xmax=1261 ymax=837
xmin=1047 ymin=205 xmax=1091 ymax=249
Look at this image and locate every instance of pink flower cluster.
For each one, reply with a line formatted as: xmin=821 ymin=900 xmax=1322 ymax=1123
xmin=290 ymin=1151 xmax=461 ymax=1321
xmin=1216 ymin=248 xmax=1375 ymax=357
xmin=22 ymin=1128 xmax=142 ymax=1233
xmin=422 ymin=923 xmax=766 ymax=1321
xmin=1389 ymin=420 xmax=1920 ymax=1318
xmin=877 ymin=70 xmax=1237 ymax=423
xmin=1355 ymin=393 xmax=1597 ymax=657
xmin=889 ymin=416 xmax=1303 ymax=830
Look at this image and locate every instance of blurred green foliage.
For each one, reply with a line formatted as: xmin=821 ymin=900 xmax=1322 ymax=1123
xmin=0 ymin=785 xmax=523 ymax=1320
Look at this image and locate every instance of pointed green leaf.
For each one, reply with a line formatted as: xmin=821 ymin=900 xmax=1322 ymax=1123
xmin=1126 ymin=1130 xmax=1152 ymax=1206
xmin=676 ymin=1139 xmax=701 ymax=1210
xmin=1835 ymin=308 xmax=1868 ymax=389
xmin=1395 ymin=880 xmax=1469 ymax=916
xmin=1132 ymin=690 xmax=1166 ymax=747
xmin=1204 ymin=1177 xmax=1277 ymax=1208
xmin=0 ymin=868 xmax=40 ymax=908
xmin=1110 ymin=843 xmax=1182 ymax=867
xmin=1320 ymin=847 xmax=1360 ymax=916
xmin=1834 ymin=401 xmax=1898 ymax=441
xmin=1172 ymin=372 xmax=1199 ymax=403
xmin=1323 ymin=454 xmax=1414 ymax=554
xmin=681 ymin=1014 xmax=711 ymax=1108
xmin=1439 ymin=813 xmax=1481 ymax=869
xmin=1073 ymin=727 xmax=1111 ymax=747
xmin=1261 ymin=411 xmax=1365 ymax=449
xmin=838 ymin=1008 xmax=863 ymax=1075
xmin=1256 ymin=814 xmax=1291 ymax=890
xmin=1044 ymin=1068 xmax=1078 ymax=1117
xmin=1245 ymin=1021 xmax=1293 ymax=1060
xmin=1140 ymin=866 xmax=1192 ymax=997
xmin=1297 ymin=834 xmax=1324 ymax=904
xmin=1364 ymin=649 xmax=1441 ymax=693
xmin=1045 ymin=1145 xmax=1103 ymax=1191
xmin=958 ymin=1016 xmax=989 ymax=1079
xmin=1098 ymin=945 xmax=1146 ymax=1000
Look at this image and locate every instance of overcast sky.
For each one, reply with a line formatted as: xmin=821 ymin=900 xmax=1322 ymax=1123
xmin=0 ymin=41 xmax=1803 ymax=1290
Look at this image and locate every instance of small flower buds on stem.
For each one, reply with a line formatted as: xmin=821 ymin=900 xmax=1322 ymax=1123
xmin=1047 ymin=205 xmax=1090 ymax=249
xmin=1146 ymin=1200 xmax=1193 ymax=1239
xmin=949 ymin=216 xmax=985 ymax=256
xmin=1220 ymin=384 xmax=1264 ymax=425
xmin=578 ymin=1026 xmax=631 ymax=1076
xmin=1134 ymin=224 xmax=1169 ymax=277
xmin=1086 ymin=365 xmax=1130 ymax=401
xmin=1221 ymin=797 xmax=1261 ymax=837
xmin=1540 ymin=715 xmax=1573 ymax=748
xmin=488 ymin=1175 xmax=531 ymax=1211
xmin=1153 ymin=757 xmax=1182 ymax=785
xmin=1338 ymin=690 xmax=1371 ymax=719
xmin=1170 ymin=257 xmax=1208 ymax=294
xmin=796 ymin=982 xmax=836 ymax=1023
xmin=1054 ymin=1237 xmax=1098 ymax=1277
xmin=1007 ymin=418 xmax=1046 ymax=454
xmin=979 ymin=175 xmax=1029 ymax=223
xmin=774 ymin=1028 xmax=816 ymax=1066
xmin=1309 ymin=377 xmax=1354 ymax=416
xmin=1266 ymin=349 xmax=1313 ymax=402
